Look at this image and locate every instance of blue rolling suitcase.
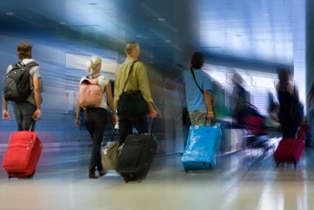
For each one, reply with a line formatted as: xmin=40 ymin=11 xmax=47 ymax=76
xmin=181 ymin=124 xmax=222 ymax=172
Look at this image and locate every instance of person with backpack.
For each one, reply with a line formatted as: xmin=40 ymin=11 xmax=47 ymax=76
xmin=75 ymin=56 xmax=116 ymax=179
xmin=2 ymin=41 xmax=43 ymax=131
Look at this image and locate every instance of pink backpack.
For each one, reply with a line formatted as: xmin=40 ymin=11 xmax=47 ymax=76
xmin=78 ymin=77 xmax=103 ymax=108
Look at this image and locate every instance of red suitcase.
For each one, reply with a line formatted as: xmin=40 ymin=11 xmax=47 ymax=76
xmin=2 ymin=131 xmax=43 ymax=178
xmin=273 ymin=138 xmax=304 ymax=168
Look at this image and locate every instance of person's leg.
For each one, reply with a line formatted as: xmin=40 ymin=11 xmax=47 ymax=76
xmin=288 ymin=121 xmax=300 ymax=139
xmin=197 ymin=110 xmax=210 ymax=126
xmin=85 ymin=108 xmax=108 ymax=178
xmin=132 ymin=115 xmax=148 ymax=134
xmin=189 ymin=111 xmax=198 ymax=125
xmin=281 ymin=121 xmax=292 ymax=138
xmin=12 ymin=103 xmax=23 ymax=131
xmin=189 ymin=110 xmax=208 ymax=126
xmin=91 ymin=108 xmax=107 ymax=174
xmin=21 ymin=102 xmax=36 ymax=131
xmin=84 ymin=109 xmax=97 ymax=177
xmin=119 ymin=118 xmax=133 ymax=144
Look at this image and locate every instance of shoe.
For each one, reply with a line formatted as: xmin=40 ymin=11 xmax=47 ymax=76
xmin=98 ymin=170 xmax=107 ymax=177
xmin=88 ymin=173 xmax=98 ymax=179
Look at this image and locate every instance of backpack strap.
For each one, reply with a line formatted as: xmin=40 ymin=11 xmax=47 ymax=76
xmin=20 ymin=61 xmax=38 ymax=69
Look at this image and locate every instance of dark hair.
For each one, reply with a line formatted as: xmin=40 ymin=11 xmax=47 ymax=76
xmin=277 ymin=67 xmax=293 ymax=89
xmin=190 ymin=52 xmax=205 ymax=69
xmin=17 ymin=41 xmax=32 ymax=60
xmin=308 ymin=82 xmax=314 ymax=105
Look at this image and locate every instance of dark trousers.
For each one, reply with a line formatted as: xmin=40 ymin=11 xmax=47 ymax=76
xmin=280 ymin=118 xmax=299 ymax=139
xmin=13 ymin=102 xmax=36 ymax=131
xmin=119 ymin=115 xmax=148 ymax=144
xmin=84 ymin=108 xmax=108 ymax=174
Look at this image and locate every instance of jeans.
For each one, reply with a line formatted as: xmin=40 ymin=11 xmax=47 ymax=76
xmin=84 ymin=108 xmax=108 ymax=174
xmin=119 ymin=115 xmax=148 ymax=144
xmin=12 ymin=102 xmax=36 ymax=131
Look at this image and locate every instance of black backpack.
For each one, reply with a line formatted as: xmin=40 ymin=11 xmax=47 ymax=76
xmin=4 ymin=61 xmax=38 ymax=102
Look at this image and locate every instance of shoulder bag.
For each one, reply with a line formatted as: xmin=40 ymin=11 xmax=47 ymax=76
xmin=117 ymin=61 xmax=148 ymax=118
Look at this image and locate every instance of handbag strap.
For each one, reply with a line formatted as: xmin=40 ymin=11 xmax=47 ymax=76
xmin=122 ymin=61 xmax=137 ymax=92
xmin=190 ymin=68 xmax=204 ymax=94
xmin=190 ymin=68 xmax=216 ymax=121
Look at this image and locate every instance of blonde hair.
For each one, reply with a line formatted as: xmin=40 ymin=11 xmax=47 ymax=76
xmin=86 ymin=56 xmax=102 ymax=73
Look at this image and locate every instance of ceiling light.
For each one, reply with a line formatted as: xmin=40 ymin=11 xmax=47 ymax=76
xmin=158 ymin=18 xmax=165 ymax=21
xmin=165 ymin=40 xmax=171 ymax=43
xmin=59 ymin=22 xmax=66 ymax=25
xmin=6 ymin=12 xmax=14 ymax=16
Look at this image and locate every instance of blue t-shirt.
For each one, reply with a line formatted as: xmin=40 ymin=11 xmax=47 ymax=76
xmin=183 ymin=68 xmax=212 ymax=112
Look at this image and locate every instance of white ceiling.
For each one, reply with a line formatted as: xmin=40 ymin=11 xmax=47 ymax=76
xmin=0 ymin=0 xmax=305 ymax=74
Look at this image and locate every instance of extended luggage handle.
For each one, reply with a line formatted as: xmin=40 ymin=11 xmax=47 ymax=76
xmin=204 ymin=117 xmax=217 ymax=127
xmin=29 ymin=120 xmax=35 ymax=132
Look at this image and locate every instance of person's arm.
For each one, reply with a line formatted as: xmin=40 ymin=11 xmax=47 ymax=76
xmin=105 ymin=82 xmax=117 ymax=124
xmin=137 ymin=63 xmax=154 ymax=103
xmin=136 ymin=63 xmax=158 ymax=118
xmin=2 ymin=96 xmax=9 ymax=120
xmin=204 ymin=90 xmax=214 ymax=120
xmin=32 ymin=76 xmax=41 ymax=120
xmin=148 ymin=102 xmax=158 ymax=118
xmin=75 ymin=101 xmax=81 ymax=127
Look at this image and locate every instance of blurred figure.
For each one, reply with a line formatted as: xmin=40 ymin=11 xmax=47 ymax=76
xmin=307 ymin=82 xmax=314 ymax=146
xmin=265 ymin=102 xmax=281 ymax=130
xmin=183 ymin=52 xmax=214 ymax=126
xmin=276 ymin=67 xmax=302 ymax=138
xmin=3 ymin=41 xmax=43 ymax=131
xmin=231 ymin=73 xmax=250 ymax=127
xmin=75 ymin=56 xmax=116 ymax=179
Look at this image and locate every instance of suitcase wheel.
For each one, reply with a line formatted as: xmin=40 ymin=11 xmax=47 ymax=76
xmin=7 ymin=170 xmax=36 ymax=179
xmin=27 ymin=170 xmax=36 ymax=178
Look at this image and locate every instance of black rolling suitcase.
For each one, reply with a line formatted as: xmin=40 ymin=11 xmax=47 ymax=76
xmin=116 ymin=133 xmax=158 ymax=183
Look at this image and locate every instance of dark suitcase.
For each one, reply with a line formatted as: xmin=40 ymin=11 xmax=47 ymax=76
xmin=116 ymin=134 xmax=158 ymax=183
xmin=273 ymin=138 xmax=304 ymax=168
xmin=2 ymin=131 xmax=43 ymax=178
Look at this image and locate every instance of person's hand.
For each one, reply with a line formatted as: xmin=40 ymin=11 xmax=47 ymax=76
xmin=75 ymin=118 xmax=81 ymax=127
xmin=207 ymin=111 xmax=215 ymax=120
xmin=32 ymin=109 xmax=41 ymax=120
xmin=3 ymin=110 xmax=9 ymax=120
xmin=148 ymin=108 xmax=158 ymax=118
xmin=112 ymin=113 xmax=118 ymax=125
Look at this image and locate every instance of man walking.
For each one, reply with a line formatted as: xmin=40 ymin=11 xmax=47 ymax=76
xmin=114 ymin=42 xmax=158 ymax=143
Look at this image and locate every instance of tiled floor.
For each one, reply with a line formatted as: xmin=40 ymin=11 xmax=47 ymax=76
xmin=1 ymin=143 xmax=314 ymax=210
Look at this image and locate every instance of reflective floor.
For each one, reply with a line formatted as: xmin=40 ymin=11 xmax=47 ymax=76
xmin=1 ymin=141 xmax=314 ymax=210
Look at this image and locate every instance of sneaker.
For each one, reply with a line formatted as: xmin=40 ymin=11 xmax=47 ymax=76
xmin=98 ymin=170 xmax=108 ymax=177
xmin=88 ymin=173 xmax=98 ymax=179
